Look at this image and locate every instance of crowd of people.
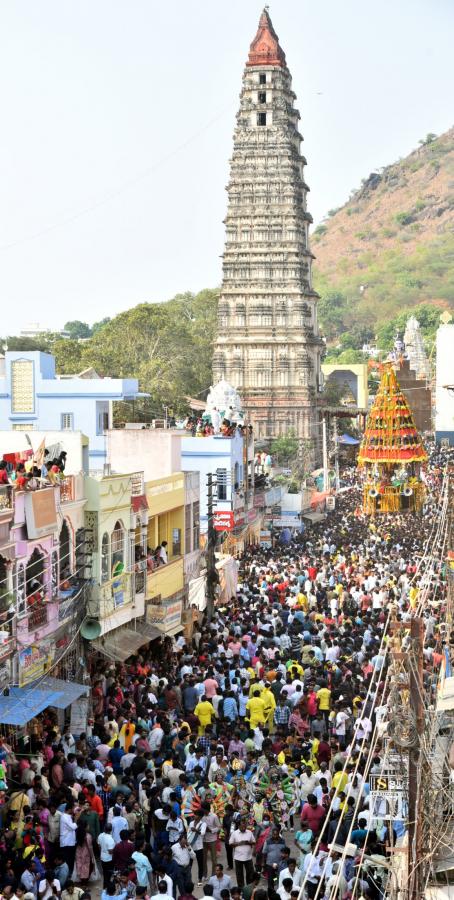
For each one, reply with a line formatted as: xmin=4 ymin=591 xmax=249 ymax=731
xmin=0 ymin=443 xmax=450 ymax=900
xmin=0 ymin=450 xmax=67 ymax=493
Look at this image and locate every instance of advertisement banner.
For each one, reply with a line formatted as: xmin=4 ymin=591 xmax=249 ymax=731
xmin=146 ymin=599 xmax=182 ymax=634
xmin=19 ymin=641 xmax=54 ymax=686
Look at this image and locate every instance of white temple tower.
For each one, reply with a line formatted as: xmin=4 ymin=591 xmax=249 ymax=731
xmin=403 ymin=316 xmax=431 ymax=382
xmin=213 ymin=9 xmax=322 ymax=442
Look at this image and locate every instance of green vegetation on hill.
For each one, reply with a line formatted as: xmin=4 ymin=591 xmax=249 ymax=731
xmin=313 ymin=126 xmax=454 ymax=350
xmin=4 ymin=129 xmax=453 ymax=414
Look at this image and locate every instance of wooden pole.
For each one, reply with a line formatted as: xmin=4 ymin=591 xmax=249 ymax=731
xmin=408 ymin=616 xmax=425 ymax=900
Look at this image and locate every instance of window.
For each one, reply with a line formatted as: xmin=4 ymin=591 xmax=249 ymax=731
xmin=217 ymin=468 xmax=227 ymax=501
xmin=259 ymin=92 xmax=267 ymax=104
xmin=98 ymin=411 xmax=109 ymax=434
xmin=101 ymin=533 xmax=110 ymax=583
xmin=259 ymin=73 xmax=266 ymax=84
xmin=61 ymin=413 xmax=74 ymax=430
xmin=258 ymin=112 xmax=267 ymax=126
xmin=111 ymin=521 xmax=124 ymax=576
xmin=172 ymin=528 xmax=181 ymax=557
xmin=11 ymin=359 xmax=34 ymax=413
xmin=185 ymin=505 xmax=192 ymax=555
xmin=59 ymin=519 xmax=72 ymax=578
xmin=192 ymin=501 xmax=200 ymax=550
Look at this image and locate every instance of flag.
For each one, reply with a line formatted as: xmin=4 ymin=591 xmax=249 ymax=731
xmin=33 ymin=438 xmax=46 ymax=468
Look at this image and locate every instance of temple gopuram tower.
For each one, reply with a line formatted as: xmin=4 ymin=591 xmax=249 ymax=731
xmin=213 ymin=8 xmax=322 ymax=441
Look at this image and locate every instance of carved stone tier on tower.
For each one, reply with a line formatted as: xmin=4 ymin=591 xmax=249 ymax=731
xmin=213 ymin=9 xmax=322 ymax=442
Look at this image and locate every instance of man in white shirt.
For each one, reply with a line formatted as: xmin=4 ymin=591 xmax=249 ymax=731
xmin=171 ymin=835 xmax=195 ymax=894
xmin=278 ymin=860 xmax=303 ymax=890
xmin=303 ymin=845 xmax=321 ymax=896
xmin=158 ymin=541 xmax=168 ymax=565
xmin=38 ymin=874 xmax=61 ymax=900
xmin=229 ymin=821 xmax=255 ymax=888
xmin=154 ymin=869 xmax=173 ymax=898
xmin=150 ymin=882 xmax=173 ymax=900
xmin=98 ymin=823 xmax=115 ymax=888
xmin=111 ymin=806 xmax=129 ymax=844
xmin=59 ymin=802 xmax=79 ymax=870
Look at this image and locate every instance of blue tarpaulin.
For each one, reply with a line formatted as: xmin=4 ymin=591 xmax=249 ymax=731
xmin=339 ymin=433 xmax=360 ymax=445
xmin=0 ymin=686 xmax=65 ymax=726
xmin=0 ymin=677 xmax=89 ymax=725
xmin=30 ymin=676 xmax=89 ymax=709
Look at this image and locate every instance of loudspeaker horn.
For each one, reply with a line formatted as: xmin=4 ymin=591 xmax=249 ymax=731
xmin=80 ymin=617 xmax=102 ymax=640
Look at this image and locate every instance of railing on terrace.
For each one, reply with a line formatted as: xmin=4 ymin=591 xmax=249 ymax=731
xmin=27 ymin=605 xmax=48 ymax=629
xmin=0 ymin=485 xmax=14 ymax=513
xmin=0 ymin=636 xmax=15 ymax=660
xmin=59 ymin=476 xmax=74 ymax=502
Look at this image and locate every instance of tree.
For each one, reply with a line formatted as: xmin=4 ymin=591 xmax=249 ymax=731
xmin=3 ymin=335 xmax=53 ymax=352
xmin=91 ymin=317 xmax=111 ymax=335
xmin=270 ymin=430 xmax=299 ymax=466
xmin=53 ymin=339 xmax=85 ymax=374
xmin=418 ymin=133 xmax=437 ymax=146
xmin=318 ymin=290 xmax=348 ymax=340
xmin=64 ymin=320 xmax=92 ymax=340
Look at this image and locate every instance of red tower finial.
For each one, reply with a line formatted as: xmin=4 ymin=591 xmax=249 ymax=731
xmin=246 ymin=8 xmax=286 ymax=68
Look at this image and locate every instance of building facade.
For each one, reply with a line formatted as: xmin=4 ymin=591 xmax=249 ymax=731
xmin=0 ymin=435 xmax=87 ymax=705
xmin=435 ymin=322 xmax=454 ymax=446
xmin=0 ymin=352 xmax=143 ymax=471
xmin=213 ymin=9 xmax=322 ymax=441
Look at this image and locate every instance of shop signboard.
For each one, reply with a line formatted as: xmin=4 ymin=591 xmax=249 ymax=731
xmin=213 ymin=511 xmax=234 ymax=531
xmin=146 ymin=598 xmax=183 ymax=634
xmin=19 ymin=640 xmax=54 ymax=686
xmin=70 ymin=697 xmax=89 ymax=737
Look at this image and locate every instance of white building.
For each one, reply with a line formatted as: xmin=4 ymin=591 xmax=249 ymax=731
xmin=435 ymin=323 xmax=454 ymax=446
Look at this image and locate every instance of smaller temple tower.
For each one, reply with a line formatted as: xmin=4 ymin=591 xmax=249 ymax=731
xmin=403 ymin=316 xmax=431 ymax=382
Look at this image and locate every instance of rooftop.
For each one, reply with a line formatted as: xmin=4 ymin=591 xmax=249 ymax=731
xmin=246 ymin=8 xmax=286 ymax=68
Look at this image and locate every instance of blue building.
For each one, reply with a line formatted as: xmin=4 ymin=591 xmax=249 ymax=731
xmin=0 ymin=352 xmax=144 ymax=470
xmin=181 ymin=432 xmax=253 ymax=534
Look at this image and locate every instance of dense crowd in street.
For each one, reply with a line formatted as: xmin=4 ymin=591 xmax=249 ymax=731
xmin=0 ymin=444 xmax=450 ymax=900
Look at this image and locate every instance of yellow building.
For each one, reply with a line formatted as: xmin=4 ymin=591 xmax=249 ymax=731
xmin=145 ymin=472 xmax=186 ymax=638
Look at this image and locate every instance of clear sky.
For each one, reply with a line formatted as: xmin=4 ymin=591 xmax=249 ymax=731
xmin=1 ymin=0 xmax=453 ymax=332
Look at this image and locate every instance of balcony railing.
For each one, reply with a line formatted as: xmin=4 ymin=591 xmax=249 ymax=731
xmin=0 ymin=636 xmax=16 ymax=661
xmin=27 ymin=605 xmax=48 ymax=629
xmin=0 ymin=485 xmax=14 ymax=514
xmin=60 ymin=476 xmax=74 ymax=502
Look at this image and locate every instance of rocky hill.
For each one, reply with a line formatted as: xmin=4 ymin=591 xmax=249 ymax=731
xmin=312 ymin=127 xmax=454 ymax=339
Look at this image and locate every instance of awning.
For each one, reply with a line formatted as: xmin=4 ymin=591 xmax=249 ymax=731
xmin=92 ymin=625 xmax=161 ymax=661
xmin=302 ymin=511 xmax=326 ymax=523
xmin=0 ymin=686 xmax=65 ymax=726
xmin=30 ymin=676 xmax=89 ymax=709
xmin=310 ymin=490 xmax=329 ymax=509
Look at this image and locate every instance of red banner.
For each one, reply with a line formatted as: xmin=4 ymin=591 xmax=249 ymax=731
xmin=213 ymin=511 xmax=234 ymax=531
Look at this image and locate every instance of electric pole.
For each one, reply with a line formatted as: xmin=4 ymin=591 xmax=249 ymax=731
xmin=408 ymin=615 xmax=425 ymax=900
xmin=322 ymin=415 xmax=329 ymax=491
xmin=333 ymin=416 xmax=340 ymax=492
xmin=205 ymin=473 xmax=218 ymax=624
